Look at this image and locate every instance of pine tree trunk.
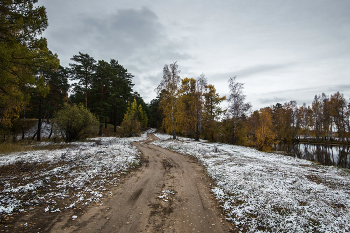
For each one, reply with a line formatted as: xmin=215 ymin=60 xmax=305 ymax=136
xmin=49 ymin=128 xmax=53 ymax=139
xmin=99 ymin=124 xmax=102 ymax=136
xmin=32 ymin=130 xmax=37 ymax=140
xmin=37 ymin=99 xmax=42 ymax=141
xmin=22 ymin=104 xmax=25 ymax=140
xmin=85 ymin=82 xmax=88 ymax=109
xmin=195 ymin=130 xmax=200 ymax=141
xmin=195 ymin=121 xmax=200 ymax=141
xmin=114 ymin=107 xmax=117 ymax=132
xmin=105 ymin=112 xmax=107 ymax=129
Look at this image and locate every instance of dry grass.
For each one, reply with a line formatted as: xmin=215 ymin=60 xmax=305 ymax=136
xmin=0 ymin=142 xmax=29 ymax=154
xmin=100 ymin=123 xmax=122 ymax=137
xmin=0 ymin=139 xmax=75 ymax=155
xmin=0 ymin=122 xmax=121 ymax=155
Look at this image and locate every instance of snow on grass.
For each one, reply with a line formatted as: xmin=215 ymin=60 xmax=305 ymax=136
xmin=0 ymin=133 xmax=147 ymax=217
xmin=19 ymin=121 xmax=53 ymax=140
xmin=153 ymin=133 xmax=350 ymax=232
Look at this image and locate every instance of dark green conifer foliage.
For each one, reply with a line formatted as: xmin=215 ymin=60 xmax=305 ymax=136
xmin=0 ymin=0 xmax=59 ymax=133
xmin=69 ymin=52 xmax=96 ymax=109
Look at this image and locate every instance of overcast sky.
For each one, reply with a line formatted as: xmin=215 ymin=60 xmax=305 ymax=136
xmin=40 ymin=0 xmax=350 ymax=110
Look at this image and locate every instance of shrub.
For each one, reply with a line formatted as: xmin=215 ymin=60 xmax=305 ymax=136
xmin=53 ymin=103 xmax=99 ymax=142
xmin=120 ymin=99 xmax=146 ymax=137
xmin=120 ymin=116 xmax=141 ymax=137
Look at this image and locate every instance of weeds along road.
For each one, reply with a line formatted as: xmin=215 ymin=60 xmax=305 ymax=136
xmin=50 ymin=134 xmax=232 ymax=233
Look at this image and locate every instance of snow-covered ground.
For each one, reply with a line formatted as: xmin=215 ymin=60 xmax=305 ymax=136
xmin=19 ymin=121 xmax=54 ymax=139
xmin=0 ymin=133 xmax=147 ymax=216
xmin=153 ymin=133 xmax=350 ymax=233
xmin=2 ymin=130 xmax=350 ymax=232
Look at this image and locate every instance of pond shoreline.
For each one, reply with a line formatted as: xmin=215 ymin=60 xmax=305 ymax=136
xmin=295 ymin=138 xmax=350 ymax=146
xmin=274 ymin=142 xmax=350 ymax=169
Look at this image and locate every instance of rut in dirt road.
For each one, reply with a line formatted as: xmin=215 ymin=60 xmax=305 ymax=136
xmin=51 ymin=134 xmax=232 ymax=233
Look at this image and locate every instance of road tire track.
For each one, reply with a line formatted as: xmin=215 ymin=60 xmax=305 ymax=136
xmin=48 ymin=134 xmax=232 ymax=232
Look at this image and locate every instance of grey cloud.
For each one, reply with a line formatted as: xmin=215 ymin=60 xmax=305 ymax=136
xmin=208 ymin=63 xmax=294 ymax=83
xmin=83 ymin=7 xmax=164 ymax=57
xmin=44 ymin=5 xmax=192 ymax=103
xmin=144 ymin=72 xmax=163 ymax=83
xmin=41 ymin=0 xmax=350 ymax=108
xmin=135 ymin=72 xmax=163 ymax=102
xmin=327 ymin=84 xmax=350 ymax=94
xmin=235 ymin=64 xmax=294 ymax=78
xmin=46 ymin=6 xmax=191 ymax=67
xmin=256 ymin=83 xmax=350 ymax=109
xmin=258 ymin=97 xmax=290 ymax=105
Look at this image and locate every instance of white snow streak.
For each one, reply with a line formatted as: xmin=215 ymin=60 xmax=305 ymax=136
xmin=0 ymin=133 xmax=147 ymax=215
xmin=2 ymin=130 xmax=350 ymax=232
xmin=153 ymin=133 xmax=350 ymax=232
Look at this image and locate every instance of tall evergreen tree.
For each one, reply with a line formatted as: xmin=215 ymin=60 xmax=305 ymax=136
xmin=202 ymin=84 xmax=226 ymax=141
xmin=45 ymin=66 xmax=70 ymax=117
xmin=0 ymin=0 xmax=59 ymax=129
xmin=91 ymin=60 xmax=111 ymax=135
xmin=148 ymin=97 xmax=162 ymax=128
xmin=69 ymin=52 xmax=96 ymax=109
xmin=108 ymin=59 xmax=134 ymax=131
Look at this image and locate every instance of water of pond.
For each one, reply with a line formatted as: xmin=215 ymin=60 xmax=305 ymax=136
xmin=274 ymin=143 xmax=350 ymax=169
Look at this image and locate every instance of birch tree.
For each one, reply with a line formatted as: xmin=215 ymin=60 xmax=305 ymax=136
xmin=156 ymin=62 xmax=181 ymax=139
xmin=227 ymin=76 xmax=251 ymax=143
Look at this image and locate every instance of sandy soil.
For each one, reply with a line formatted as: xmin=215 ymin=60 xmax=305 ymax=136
xmin=2 ymin=134 xmax=232 ymax=232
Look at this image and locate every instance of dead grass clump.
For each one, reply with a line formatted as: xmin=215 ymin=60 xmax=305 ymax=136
xmin=0 ymin=142 xmax=32 ymax=155
xmin=0 ymin=139 xmax=74 ymax=155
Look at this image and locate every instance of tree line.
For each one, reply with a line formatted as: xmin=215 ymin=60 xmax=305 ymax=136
xmin=152 ymin=62 xmax=350 ymax=151
xmin=2 ymin=1 xmax=349 ymax=148
xmin=0 ymin=0 xmax=148 ymax=141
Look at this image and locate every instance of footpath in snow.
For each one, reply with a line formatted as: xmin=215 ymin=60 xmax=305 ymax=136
xmin=153 ymin=133 xmax=350 ymax=233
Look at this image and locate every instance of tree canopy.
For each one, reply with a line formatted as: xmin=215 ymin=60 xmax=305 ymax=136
xmin=153 ymin=62 xmax=350 ymax=151
xmin=0 ymin=0 xmax=59 ymax=136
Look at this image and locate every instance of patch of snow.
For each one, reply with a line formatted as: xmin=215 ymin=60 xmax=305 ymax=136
xmin=153 ymin=133 xmax=350 ymax=232
xmin=0 ymin=135 xmax=144 ymax=216
xmin=145 ymin=128 xmax=156 ymax=134
xmin=20 ymin=121 xmax=54 ymax=139
xmin=158 ymin=189 xmax=175 ymax=202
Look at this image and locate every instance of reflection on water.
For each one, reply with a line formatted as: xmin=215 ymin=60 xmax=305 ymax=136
xmin=274 ymin=143 xmax=350 ymax=169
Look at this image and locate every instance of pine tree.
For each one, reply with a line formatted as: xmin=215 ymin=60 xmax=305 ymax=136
xmin=108 ymin=59 xmax=134 ymax=131
xmin=0 ymin=0 xmax=59 ymax=129
xmin=202 ymin=84 xmax=226 ymax=141
xmin=69 ymin=52 xmax=96 ymax=109
xmin=91 ymin=60 xmax=111 ymax=135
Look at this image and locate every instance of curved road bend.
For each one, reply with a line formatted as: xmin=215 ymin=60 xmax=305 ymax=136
xmin=51 ymin=134 xmax=232 ymax=233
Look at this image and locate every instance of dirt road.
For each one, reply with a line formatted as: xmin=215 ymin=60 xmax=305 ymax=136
xmin=11 ymin=134 xmax=232 ymax=232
